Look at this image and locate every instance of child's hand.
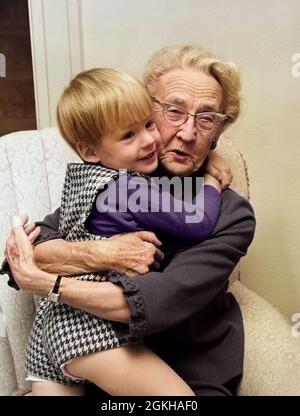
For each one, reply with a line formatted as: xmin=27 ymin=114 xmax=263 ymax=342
xmin=205 ymin=151 xmax=233 ymax=190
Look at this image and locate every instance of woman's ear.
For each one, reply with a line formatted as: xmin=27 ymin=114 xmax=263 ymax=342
xmin=75 ymin=141 xmax=101 ymax=163
xmin=210 ymin=135 xmax=220 ymax=150
xmin=210 ymin=122 xmax=227 ymax=150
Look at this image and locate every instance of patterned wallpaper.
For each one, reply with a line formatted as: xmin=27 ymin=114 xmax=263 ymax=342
xmin=0 ymin=0 xmax=36 ymax=136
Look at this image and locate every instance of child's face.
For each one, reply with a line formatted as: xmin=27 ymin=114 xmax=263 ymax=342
xmin=93 ymin=117 xmax=160 ymax=174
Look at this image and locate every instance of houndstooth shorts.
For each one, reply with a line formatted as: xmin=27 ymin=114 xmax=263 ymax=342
xmin=26 ymin=274 xmax=128 ymax=385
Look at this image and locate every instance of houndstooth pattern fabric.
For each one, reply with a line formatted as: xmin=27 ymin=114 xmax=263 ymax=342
xmin=59 ymin=163 xmax=121 ymax=242
xmin=26 ymin=163 xmax=141 ymax=385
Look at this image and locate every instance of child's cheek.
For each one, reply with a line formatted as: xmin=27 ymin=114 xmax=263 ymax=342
xmin=154 ymin=128 xmax=162 ymax=146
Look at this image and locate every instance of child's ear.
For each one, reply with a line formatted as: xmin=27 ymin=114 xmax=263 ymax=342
xmin=75 ymin=142 xmax=101 ymax=163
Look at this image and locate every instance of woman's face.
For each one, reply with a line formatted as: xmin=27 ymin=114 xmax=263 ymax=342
xmin=153 ymin=68 xmax=224 ymax=176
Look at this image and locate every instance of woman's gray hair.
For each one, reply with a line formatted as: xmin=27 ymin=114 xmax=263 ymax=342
xmin=143 ymin=44 xmax=241 ymax=127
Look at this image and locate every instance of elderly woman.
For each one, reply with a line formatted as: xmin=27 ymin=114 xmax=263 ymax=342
xmin=5 ymin=44 xmax=255 ymax=396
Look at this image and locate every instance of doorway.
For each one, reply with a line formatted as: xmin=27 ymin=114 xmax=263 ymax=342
xmin=0 ymin=0 xmax=36 ymax=136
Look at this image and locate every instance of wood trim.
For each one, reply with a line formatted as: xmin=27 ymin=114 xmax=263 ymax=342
xmin=28 ymin=0 xmax=51 ymax=129
xmin=28 ymin=0 xmax=83 ymax=129
xmin=67 ymin=0 xmax=84 ymax=77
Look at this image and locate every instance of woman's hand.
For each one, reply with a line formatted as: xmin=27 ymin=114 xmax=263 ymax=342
xmin=105 ymin=231 xmax=165 ymax=277
xmin=205 ymin=150 xmax=233 ymax=190
xmin=5 ymin=213 xmax=41 ymax=250
xmin=5 ymin=215 xmax=44 ymax=292
xmin=33 ymin=229 xmax=165 ymax=277
xmin=204 ymin=172 xmax=221 ymax=193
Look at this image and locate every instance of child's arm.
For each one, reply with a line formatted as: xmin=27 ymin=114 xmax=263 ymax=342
xmin=136 ymin=174 xmax=221 ymax=241
xmin=91 ymin=174 xmax=221 ymax=242
xmin=205 ymin=150 xmax=233 ymax=189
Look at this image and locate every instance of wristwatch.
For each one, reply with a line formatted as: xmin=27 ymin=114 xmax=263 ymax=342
xmin=47 ymin=275 xmax=63 ymax=303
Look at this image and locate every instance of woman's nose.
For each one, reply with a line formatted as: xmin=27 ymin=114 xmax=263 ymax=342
xmin=176 ymin=117 xmax=197 ymax=143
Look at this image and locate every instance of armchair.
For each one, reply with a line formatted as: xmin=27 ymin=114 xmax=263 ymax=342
xmin=0 ymin=128 xmax=299 ymax=396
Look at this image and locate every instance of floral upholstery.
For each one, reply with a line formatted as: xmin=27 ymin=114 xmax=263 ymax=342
xmin=0 ymin=128 xmax=79 ymax=395
xmin=230 ymin=281 xmax=300 ymax=395
xmin=0 ymin=128 xmax=299 ymax=396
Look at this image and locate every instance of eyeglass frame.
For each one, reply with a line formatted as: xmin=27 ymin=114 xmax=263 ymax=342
xmin=151 ymin=96 xmax=229 ymax=134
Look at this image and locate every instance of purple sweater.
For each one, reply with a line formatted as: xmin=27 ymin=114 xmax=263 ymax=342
xmin=87 ymin=174 xmax=221 ymax=242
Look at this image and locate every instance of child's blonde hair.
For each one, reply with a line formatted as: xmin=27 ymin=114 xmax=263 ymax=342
xmin=57 ymin=68 xmax=152 ymax=153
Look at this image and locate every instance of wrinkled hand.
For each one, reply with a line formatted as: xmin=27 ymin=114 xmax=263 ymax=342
xmin=100 ymin=231 xmax=165 ymax=277
xmin=5 ymin=215 xmax=41 ymax=291
xmin=205 ymin=150 xmax=233 ymax=190
xmin=5 ymin=214 xmax=41 ymax=254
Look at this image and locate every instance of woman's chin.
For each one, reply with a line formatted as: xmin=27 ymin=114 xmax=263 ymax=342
xmin=160 ymin=158 xmax=195 ymax=177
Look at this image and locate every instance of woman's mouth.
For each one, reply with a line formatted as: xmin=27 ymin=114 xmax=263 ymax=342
xmin=168 ymin=150 xmax=192 ymax=163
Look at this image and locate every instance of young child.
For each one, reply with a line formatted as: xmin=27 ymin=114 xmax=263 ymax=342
xmin=26 ymin=68 xmax=228 ymax=396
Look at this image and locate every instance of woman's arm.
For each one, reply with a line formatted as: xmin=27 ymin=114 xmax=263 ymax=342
xmin=5 ymin=222 xmax=131 ymax=323
xmin=5 ymin=214 xmax=164 ymax=282
xmin=33 ymin=207 xmax=95 ymax=274
xmin=6 ymin=190 xmax=255 ymax=339
xmin=30 ymin=207 xmax=164 ymax=276
xmin=108 ymin=189 xmax=256 ymax=337
xmin=126 ymin=189 xmax=255 ymax=336
xmin=34 ymin=233 xmax=164 ymax=277
xmin=33 ymin=173 xmax=220 ymax=274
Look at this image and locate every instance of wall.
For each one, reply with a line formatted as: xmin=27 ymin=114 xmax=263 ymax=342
xmin=28 ymin=0 xmax=300 ymax=319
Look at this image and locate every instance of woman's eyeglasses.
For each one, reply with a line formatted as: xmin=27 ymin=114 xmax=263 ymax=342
xmin=151 ymin=96 xmax=228 ymax=134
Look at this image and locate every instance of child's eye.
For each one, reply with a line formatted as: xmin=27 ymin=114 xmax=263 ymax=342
xmin=146 ymin=120 xmax=155 ymax=130
xmin=122 ymin=131 xmax=135 ymax=140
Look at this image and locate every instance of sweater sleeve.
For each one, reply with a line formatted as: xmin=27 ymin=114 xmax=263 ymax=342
xmin=34 ymin=207 xmax=64 ymax=246
xmin=131 ymin=178 xmax=221 ymax=241
xmin=109 ymin=189 xmax=256 ymax=340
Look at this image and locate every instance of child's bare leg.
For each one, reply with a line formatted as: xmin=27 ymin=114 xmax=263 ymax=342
xmin=66 ymin=344 xmax=195 ymax=396
xmin=32 ymin=380 xmax=84 ymax=396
